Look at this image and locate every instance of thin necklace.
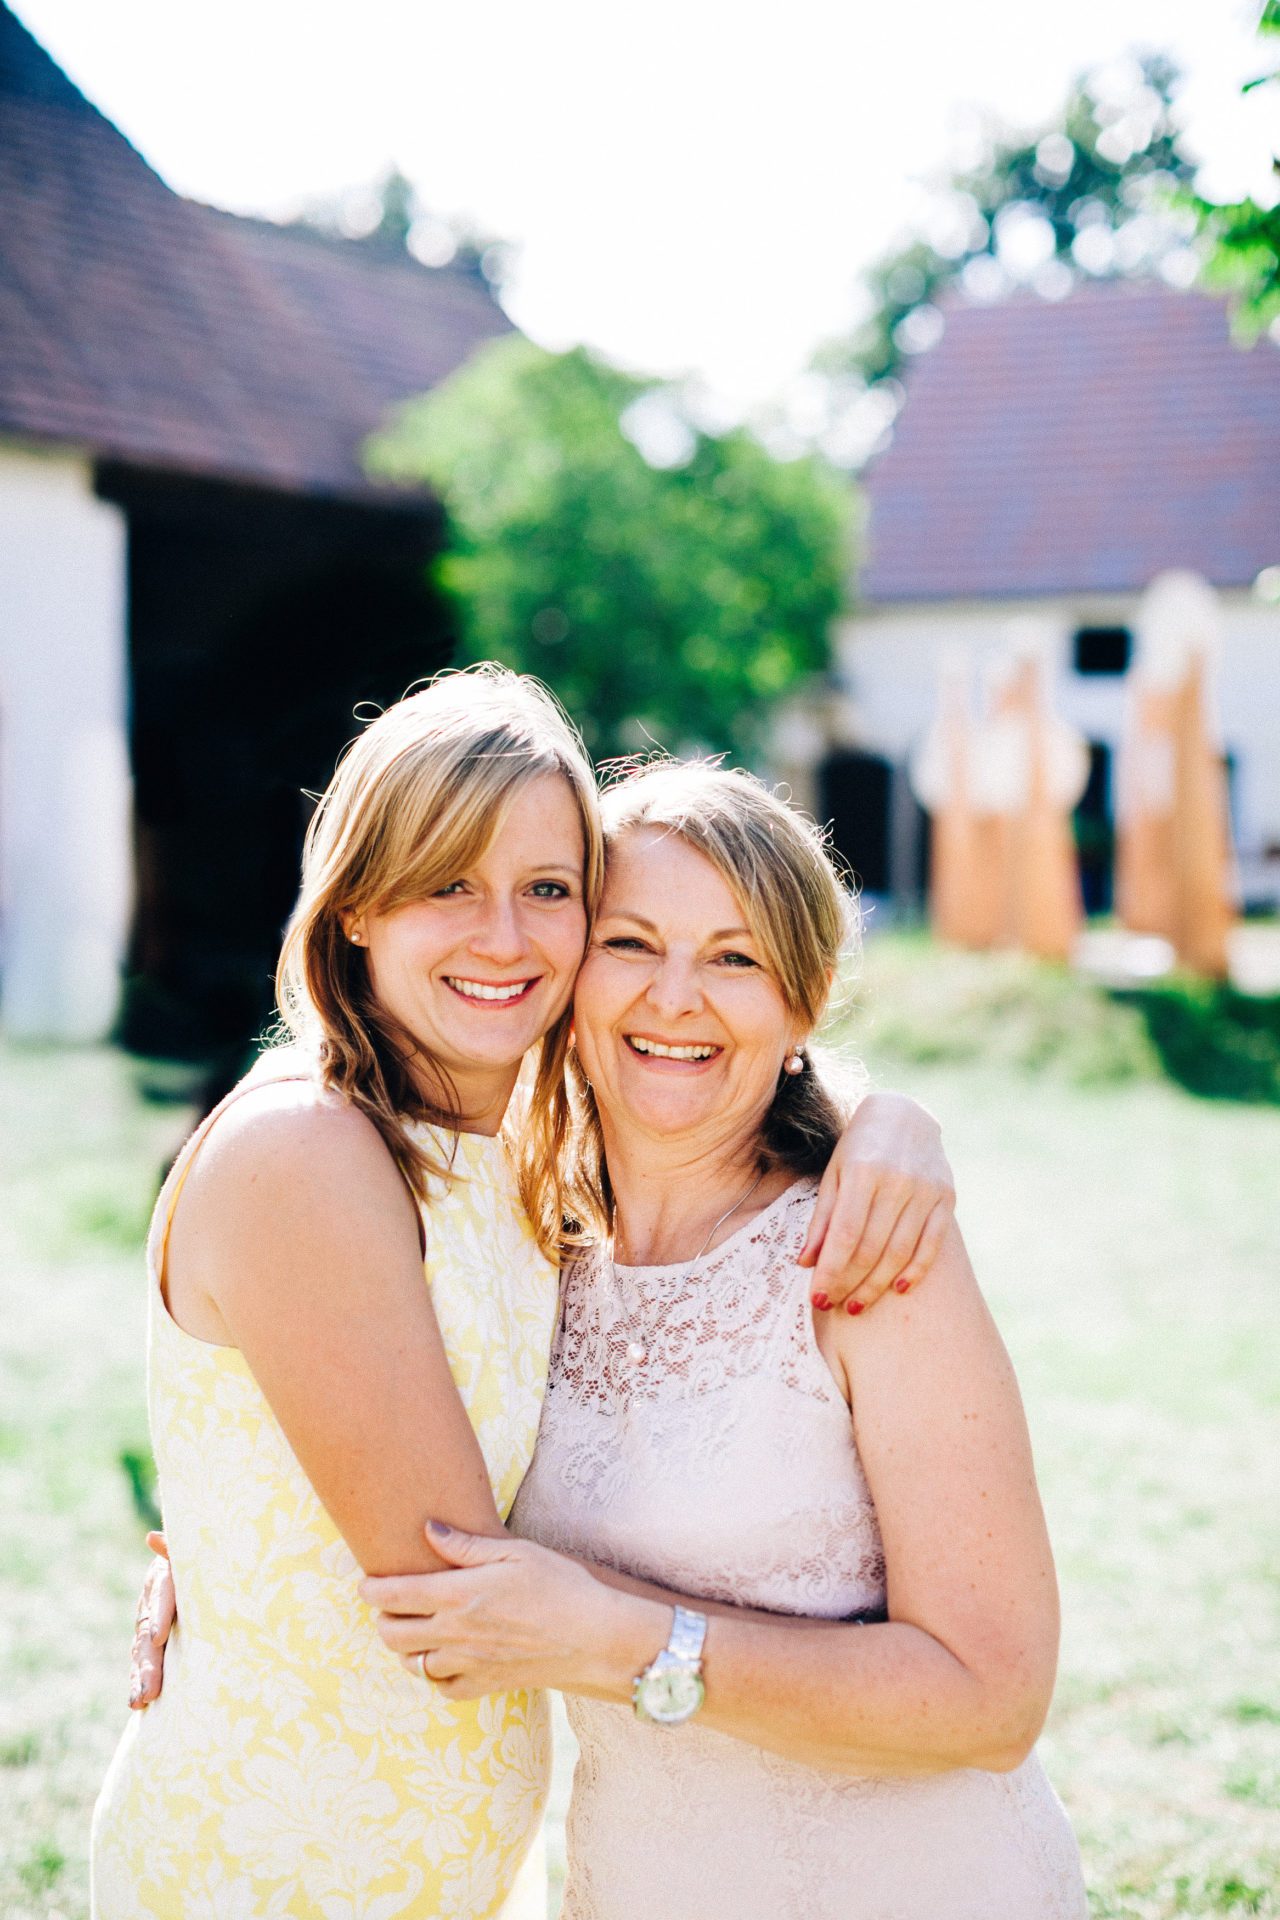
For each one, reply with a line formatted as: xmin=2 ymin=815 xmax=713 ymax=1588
xmin=608 ymin=1170 xmax=766 ymax=1368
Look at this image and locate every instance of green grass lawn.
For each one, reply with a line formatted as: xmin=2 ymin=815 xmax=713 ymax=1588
xmin=1 ymin=946 xmax=1278 ymax=1916
xmin=0 ymin=1044 xmax=194 ymax=1918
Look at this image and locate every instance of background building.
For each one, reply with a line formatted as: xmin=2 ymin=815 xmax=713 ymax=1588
xmin=822 ymin=280 xmax=1280 ymax=917
xmin=0 ymin=2 xmax=508 ymax=1051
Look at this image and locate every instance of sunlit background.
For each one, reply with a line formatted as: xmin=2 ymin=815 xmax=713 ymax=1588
xmin=14 ymin=0 xmax=1275 ymax=410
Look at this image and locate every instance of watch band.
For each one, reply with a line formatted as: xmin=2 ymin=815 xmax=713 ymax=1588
xmin=632 ymin=1605 xmax=709 ymax=1727
xmin=667 ymin=1605 xmax=707 ymax=1665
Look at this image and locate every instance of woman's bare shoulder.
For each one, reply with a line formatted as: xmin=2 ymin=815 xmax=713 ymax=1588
xmin=186 ymin=1071 xmax=401 ymax=1206
xmin=828 ymin=1222 xmax=1002 ymax=1378
xmin=164 ymin=1061 xmax=424 ymax=1346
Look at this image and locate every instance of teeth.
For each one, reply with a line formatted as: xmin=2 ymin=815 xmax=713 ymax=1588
xmin=628 ymin=1037 xmax=718 ymax=1061
xmin=447 ymin=978 xmax=531 ymax=1002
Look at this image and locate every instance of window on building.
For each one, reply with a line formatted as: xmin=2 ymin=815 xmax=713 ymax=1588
xmin=1073 ymin=626 xmax=1131 ymax=675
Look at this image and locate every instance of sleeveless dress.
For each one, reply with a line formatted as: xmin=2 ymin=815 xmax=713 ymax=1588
xmin=91 ymin=1072 xmax=558 ymax=1920
xmin=511 ymin=1179 xmax=1089 ymax=1920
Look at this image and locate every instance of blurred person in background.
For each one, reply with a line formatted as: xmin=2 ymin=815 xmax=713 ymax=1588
xmin=364 ymin=762 xmax=1088 ymax=1920
xmin=95 ymin=670 xmax=956 ymax=1920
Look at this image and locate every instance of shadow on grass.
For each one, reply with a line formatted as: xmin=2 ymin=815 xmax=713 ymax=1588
xmin=1117 ymin=983 xmax=1280 ymax=1104
xmin=118 ymin=1447 xmax=162 ymax=1532
xmin=851 ymin=934 xmax=1280 ymax=1106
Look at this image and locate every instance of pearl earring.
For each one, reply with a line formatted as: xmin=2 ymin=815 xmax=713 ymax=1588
xmin=349 ymin=932 xmax=364 ymax=946
xmin=784 ymin=1051 xmax=804 ymax=1075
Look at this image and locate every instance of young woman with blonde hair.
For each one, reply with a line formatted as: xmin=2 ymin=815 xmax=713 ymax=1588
xmin=93 ymin=669 xmax=954 ymax=1920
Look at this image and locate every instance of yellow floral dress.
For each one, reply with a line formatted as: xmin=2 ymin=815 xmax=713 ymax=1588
xmin=91 ymin=1077 xmax=558 ymax=1920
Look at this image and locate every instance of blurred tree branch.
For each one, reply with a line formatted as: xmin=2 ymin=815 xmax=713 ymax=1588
xmin=1189 ymin=1 xmax=1280 ymax=339
xmin=366 ymin=338 xmax=853 ymax=760
xmin=811 ymin=52 xmax=1197 ymax=465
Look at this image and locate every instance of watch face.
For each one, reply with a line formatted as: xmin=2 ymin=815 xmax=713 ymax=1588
xmin=637 ymin=1665 xmax=705 ymax=1726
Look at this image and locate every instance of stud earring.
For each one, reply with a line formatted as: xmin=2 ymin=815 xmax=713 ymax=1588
xmin=349 ymin=932 xmax=364 ymax=946
xmin=784 ymin=1050 xmax=804 ymax=1075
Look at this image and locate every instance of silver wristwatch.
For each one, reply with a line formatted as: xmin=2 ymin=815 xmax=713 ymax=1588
xmin=632 ymin=1606 xmax=707 ymax=1727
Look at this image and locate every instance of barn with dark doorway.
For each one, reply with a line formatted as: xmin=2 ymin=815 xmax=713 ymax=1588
xmin=0 ymin=1 xmax=511 ymax=1056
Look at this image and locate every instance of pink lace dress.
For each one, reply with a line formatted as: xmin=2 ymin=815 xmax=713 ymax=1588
xmin=511 ymin=1180 xmax=1088 ymax=1920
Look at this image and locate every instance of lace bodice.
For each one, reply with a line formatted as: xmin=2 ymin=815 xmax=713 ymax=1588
xmin=516 ymin=1179 xmax=885 ymax=1617
xmin=512 ymin=1179 xmax=1087 ymax=1920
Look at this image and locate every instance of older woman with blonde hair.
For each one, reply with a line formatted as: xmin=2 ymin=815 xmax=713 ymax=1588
xmin=365 ymin=760 xmax=1088 ymax=1920
xmin=94 ymin=671 xmax=956 ymax=1920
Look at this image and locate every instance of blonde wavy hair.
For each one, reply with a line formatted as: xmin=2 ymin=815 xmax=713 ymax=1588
xmin=565 ymin=759 xmax=860 ymax=1239
xmin=275 ymin=666 xmax=603 ymax=1260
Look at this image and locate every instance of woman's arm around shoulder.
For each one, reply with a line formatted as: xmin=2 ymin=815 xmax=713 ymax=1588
xmin=163 ymin=1080 xmax=503 ymax=1576
xmin=803 ymin=1090 xmax=956 ymax=1310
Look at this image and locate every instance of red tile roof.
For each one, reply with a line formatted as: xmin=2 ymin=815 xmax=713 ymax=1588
xmin=0 ymin=2 xmax=510 ymax=497
xmin=860 ymin=279 xmax=1280 ymax=602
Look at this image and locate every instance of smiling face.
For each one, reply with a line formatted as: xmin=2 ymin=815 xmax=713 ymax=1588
xmin=345 ymin=774 xmax=588 ymax=1133
xmin=573 ymin=827 xmax=803 ymax=1159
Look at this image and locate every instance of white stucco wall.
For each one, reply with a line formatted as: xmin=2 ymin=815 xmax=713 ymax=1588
xmin=0 ymin=441 xmax=131 ymax=1039
xmin=837 ymin=594 xmax=1137 ymax=764
xmin=837 ymin=589 xmax=1280 ymax=904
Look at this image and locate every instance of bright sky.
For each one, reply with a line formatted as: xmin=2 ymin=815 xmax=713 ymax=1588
xmin=13 ymin=0 xmax=1277 ymax=408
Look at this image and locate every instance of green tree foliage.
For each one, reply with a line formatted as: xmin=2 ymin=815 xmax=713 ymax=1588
xmin=298 ymin=167 xmax=505 ymax=281
xmin=820 ymin=52 xmax=1195 ymax=399
xmin=371 ymin=166 xmax=415 ymax=249
xmin=1193 ymin=2 xmax=1280 ymax=337
xmin=367 ymin=337 xmax=853 ymax=759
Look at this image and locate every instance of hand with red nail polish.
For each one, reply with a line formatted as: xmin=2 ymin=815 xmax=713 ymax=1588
xmin=796 ymin=1091 xmax=956 ymax=1315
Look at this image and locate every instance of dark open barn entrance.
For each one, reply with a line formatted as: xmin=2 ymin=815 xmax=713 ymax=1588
xmin=819 ymin=747 xmax=927 ymax=913
xmin=99 ymin=464 xmax=455 ymax=1070
xmin=820 ymin=749 xmax=892 ymax=893
xmin=1073 ymin=741 xmax=1114 ymax=915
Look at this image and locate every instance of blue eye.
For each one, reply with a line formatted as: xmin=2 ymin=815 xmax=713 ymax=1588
xmin=530 ymin=881 xmax=570 ymax=899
